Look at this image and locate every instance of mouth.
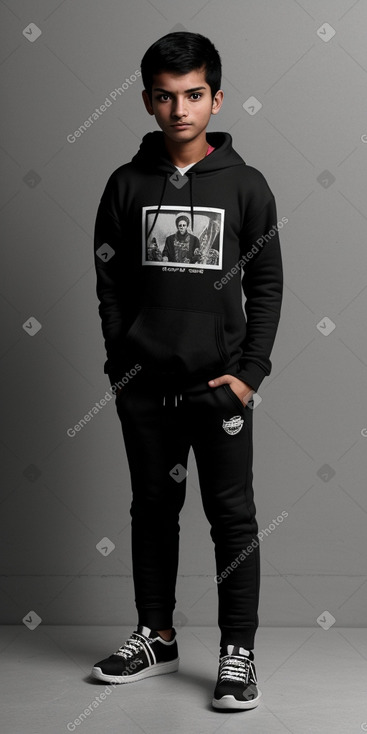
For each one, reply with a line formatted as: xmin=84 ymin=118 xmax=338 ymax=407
xmin=171 ymin=123 xmax=191 ymax=129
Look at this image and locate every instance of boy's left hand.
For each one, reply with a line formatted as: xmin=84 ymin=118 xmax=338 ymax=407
xmin=208 ymin=375 xmax=254 ymax=407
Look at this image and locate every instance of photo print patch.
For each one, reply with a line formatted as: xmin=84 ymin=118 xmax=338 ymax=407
xmin=142 ymin=205 xmax=225 ymax=270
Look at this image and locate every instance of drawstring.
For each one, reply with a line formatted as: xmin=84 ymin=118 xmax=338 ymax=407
xmin=187 ymin=171 xmax=195 ymax=233
xmin=145 ymin=170 xmax=196 ymax=244
xmin=161 ymin=373 xmax=186 ymax=409
xmin=162 ymin=391 xmax=184 ymax=409
xmin=146 ymin=172 xmax=169 ymax=242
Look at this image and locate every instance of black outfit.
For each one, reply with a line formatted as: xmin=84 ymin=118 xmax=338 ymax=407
xmin=94 ymin=131 xmax=283 ymax=650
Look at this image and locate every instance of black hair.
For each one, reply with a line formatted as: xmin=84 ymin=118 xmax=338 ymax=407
xmin=140 ymin=32 xmax=222 ymax=102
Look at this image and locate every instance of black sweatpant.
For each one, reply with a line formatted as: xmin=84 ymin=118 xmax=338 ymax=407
xmin=114 ymin=370 xmax=260 ymax=650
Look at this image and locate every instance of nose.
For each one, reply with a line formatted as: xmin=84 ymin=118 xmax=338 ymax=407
xmin=172 ymin=97 xmax=187 ymax=119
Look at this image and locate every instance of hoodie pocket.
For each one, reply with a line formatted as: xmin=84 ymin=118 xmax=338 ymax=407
xmin=124 ymin=306 xmax=230 ymax=377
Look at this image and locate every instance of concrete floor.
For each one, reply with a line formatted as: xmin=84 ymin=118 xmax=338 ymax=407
xmin=1 ymin=625 xmax=366 ymax=733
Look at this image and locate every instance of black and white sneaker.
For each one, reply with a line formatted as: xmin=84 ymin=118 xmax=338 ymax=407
xmin=212 ymin=645 xmax=262 ymax=710
xmin=91 ymin=625 xmax=179 ymax=684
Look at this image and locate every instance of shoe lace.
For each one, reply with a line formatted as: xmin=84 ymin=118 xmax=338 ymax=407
xmin=114 ymin=632 xmax=148 ymax=658
xmin=219 ymin=654 xmax=254 ymax=684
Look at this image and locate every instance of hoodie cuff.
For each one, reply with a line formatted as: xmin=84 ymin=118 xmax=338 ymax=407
xmin=235 ymin=363 xmax=268 ymax=393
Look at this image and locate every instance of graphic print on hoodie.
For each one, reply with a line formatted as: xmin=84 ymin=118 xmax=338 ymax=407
xmin=94 ymin=131 xmax=284 ymax=392
xmin=143 ymin=205 xmax=224 ymax=268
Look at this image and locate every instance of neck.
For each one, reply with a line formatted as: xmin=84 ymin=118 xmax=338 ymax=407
xmin=164 ymin=131 xmax=209 ymax=168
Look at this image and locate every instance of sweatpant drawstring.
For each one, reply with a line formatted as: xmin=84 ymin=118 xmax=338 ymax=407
xmin=162 ymin=392 xmax=183 ymax=408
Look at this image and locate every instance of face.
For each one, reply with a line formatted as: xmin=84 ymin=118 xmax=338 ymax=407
xmin=142 ymin=66 xmax=223 ymax=144
xmin=177 ymin=219 xmax=188 ymax=234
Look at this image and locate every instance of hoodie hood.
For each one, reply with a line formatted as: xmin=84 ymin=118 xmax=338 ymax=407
xmin=131 ymin=130 xmax=245 ymax=172
xmin=131 ymin=131 xmax=245 ymax=242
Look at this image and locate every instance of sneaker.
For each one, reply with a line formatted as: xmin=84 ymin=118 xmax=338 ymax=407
xmin=212 ymin=644 xmax=262 ymax=710
xmin=91 ymin=624 xmax=179 ymax=684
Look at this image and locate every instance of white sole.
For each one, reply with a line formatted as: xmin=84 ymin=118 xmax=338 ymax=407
xmin=212 ymin=688 xmax=262 ymax=710
xmin=91 ymin=657 xmax=180 ymax=684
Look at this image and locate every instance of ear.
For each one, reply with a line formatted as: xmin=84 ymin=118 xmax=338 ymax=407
xmin=211 ymin=89 xmax=224 ymax=115
xmin=142 ymin=90 xmax=154 ymax=116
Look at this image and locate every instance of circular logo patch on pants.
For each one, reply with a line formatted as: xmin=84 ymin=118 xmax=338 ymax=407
xmin=222 ymin=415 xmax=244 ymax=435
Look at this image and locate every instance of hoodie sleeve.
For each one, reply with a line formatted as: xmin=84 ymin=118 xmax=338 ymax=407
xmin=237 ymin=192 xmax=284 ymax=393
xmin=93 ymin=174 xmax=131 ymax=388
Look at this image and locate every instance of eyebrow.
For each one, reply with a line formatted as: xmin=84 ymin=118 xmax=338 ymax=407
xmin=153 ymin=86 xmax=207 ymax=93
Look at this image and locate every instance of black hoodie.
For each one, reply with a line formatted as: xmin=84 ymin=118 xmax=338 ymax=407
xmin=94 ymin=130 xmax=283 ymax=394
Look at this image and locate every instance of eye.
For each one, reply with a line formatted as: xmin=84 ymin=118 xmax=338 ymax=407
xmin=190 ymin=93 xmax=202 ymax=100
xmin=155 ymin=94 xmax=171 ymax=101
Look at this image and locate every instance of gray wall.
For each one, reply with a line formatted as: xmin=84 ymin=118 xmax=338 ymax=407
xmin=1 ymin=0 xmax=366 ymax=630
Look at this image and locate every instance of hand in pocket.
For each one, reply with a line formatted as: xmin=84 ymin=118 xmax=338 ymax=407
xmin=208 ymin=374 xmax=254 ymax=407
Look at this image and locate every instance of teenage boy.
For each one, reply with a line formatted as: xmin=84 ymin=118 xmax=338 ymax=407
xmin=92 ymin=31 xmax=283 ymax=711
